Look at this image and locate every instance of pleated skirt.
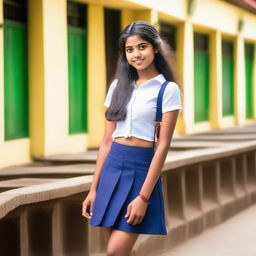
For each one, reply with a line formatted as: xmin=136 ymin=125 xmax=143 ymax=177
xmin=89 ymin=141 xmax=167 ymax=235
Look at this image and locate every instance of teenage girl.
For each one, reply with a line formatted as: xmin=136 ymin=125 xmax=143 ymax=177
xmin=82 ymin=21 xmax=182 ymax=256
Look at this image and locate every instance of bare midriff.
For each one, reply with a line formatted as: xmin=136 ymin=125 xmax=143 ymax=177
xmin=114 ymin=136 xmax=154 ymax=148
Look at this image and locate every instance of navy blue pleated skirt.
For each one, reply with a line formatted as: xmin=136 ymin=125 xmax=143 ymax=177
xmin=89 ymin=141 xmax=167 ymax=235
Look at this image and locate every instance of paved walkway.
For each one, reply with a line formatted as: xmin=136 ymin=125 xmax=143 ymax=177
xmin=161 ymin=204 xmax=256 ymax=256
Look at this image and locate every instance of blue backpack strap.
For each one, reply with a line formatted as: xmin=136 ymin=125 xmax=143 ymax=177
xmin=156 ymin=80 xmax=170 ymax=122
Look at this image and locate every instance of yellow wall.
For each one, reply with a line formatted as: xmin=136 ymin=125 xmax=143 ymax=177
xmin=1 ymin=0 xmax=256 ymax=168
xmin=29 ymin=0 xmax=88 ymax=158
xmin=234 ymin=33 xmax=246 ymax=125
xmin=127 ymin=0 xmax=187 ymax=20
xmin=177 ymin=19 xmax=194 ymax=134
xmin=28 ymin=0 xmax=45 ymax=157
xmin=87 ymin=4 xmax=107 ymax=148
xmin=209 ymin=30 xmax=222 ymax=129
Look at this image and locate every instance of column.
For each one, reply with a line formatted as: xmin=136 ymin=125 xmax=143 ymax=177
xmin=234 ymin=33 xmax=246 ymax=124
xmin=210 ymin=30 xmax=222 ymax=128
xmin=177 ymin=19 xmax=194 ymax=134
xmin=28 ymin=0 xmax=70 ymax=156
xmin=87 ymin=4 xmax=107 ymax=148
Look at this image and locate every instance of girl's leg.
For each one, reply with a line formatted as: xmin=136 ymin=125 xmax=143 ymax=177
xmin=106 ymin=229 xmax=139 ymax=256
xmin=102 ymin=226 xmax=114 ymax=244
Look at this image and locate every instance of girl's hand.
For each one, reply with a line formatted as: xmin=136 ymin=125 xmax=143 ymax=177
xmin=125 ymin=196 xmax=149 ymax=225
xmin=82 ymin=190 xmax=96 ymax=219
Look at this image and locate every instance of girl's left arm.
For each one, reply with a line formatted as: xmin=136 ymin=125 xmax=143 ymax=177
xmin=139 ymin=109 xmax=180 ymax=200
xmin=125 ymin=109 xmax=180 ymax=225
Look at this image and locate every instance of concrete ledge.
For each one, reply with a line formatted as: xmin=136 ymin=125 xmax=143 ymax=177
xmin=0 ymin=178 xmax=62 ymax=193
xmin=0 ymin=175 xmax=92 ymax=218
xmin=0 ymin=164 xmax=95 ymax=178
xmin=0 ymin=142 xmax=255 ymax=219
xmin=0 ymin=129 xmax=255 ymax=255
xmin=164 ymin=141 xmax=256 ymax=170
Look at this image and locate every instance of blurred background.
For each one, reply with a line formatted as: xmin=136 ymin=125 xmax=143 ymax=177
xmin=0 ymin=1 xmax=256 ymax=256
xmin=1 ymin=0 xmax=256 ymax=166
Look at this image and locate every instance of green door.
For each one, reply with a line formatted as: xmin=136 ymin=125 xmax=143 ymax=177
xmin=67 ymin=2 xmax=87 ymax=134
xmin=4 ymin=12 xmax=28 ymax=141
xmin=194 ymin=33 xmax=210 ymax=123
xmin=245 ymin=43 xmax=254 ymax=119
xmin=222 ymin=40 xmax=234 ymax=116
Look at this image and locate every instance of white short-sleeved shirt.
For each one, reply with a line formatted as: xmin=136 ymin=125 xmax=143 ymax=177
xmin=104 ymin=73 xmax=183 ymax=142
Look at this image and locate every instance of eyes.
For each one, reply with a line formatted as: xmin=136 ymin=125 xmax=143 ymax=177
xmin=125 ymin=44 xmax=147 ymax=53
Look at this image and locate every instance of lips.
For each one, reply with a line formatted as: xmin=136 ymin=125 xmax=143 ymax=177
xmin=133 ymin=59 xmax=144 ymax=64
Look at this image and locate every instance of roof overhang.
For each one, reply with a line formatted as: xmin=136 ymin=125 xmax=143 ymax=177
xmin=224 ymin=0 xmax=256 ymax=14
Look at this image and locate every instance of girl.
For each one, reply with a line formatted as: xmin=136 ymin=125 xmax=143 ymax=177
xmin=82 ymin=21 xmax=182 ymax=256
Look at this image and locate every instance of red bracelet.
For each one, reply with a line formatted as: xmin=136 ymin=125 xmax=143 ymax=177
xmin=139 ymin=193 xmax=150 ymax=204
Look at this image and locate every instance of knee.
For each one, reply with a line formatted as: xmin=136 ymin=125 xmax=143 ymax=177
xmin=106 ymin=248 xmax=118 ymax=256
xmin=107 ymin=246 xmax=127 ymax=256
xmin=106 ymin=252 xmax=115 ymax=256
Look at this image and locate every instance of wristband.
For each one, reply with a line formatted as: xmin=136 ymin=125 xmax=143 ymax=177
xmin=139 ymin=193 xmax=150 ymax=204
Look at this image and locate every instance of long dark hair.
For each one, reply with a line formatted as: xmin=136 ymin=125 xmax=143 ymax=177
xmin=105 ymin=20 xmax=177 ymax=121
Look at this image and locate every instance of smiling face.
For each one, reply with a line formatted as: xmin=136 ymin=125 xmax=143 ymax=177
xmin=125 ymin=35 xmax=158 ymax=72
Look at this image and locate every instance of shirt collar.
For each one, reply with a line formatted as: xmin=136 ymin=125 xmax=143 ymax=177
xmin=133 ymin=73 xmax=166 ymax=88
xmin=152 ymin=73 xmax=166 ymax=84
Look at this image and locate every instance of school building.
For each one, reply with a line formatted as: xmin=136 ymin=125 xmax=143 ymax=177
xmin=0 ymin=0 xmax=256 ymax=168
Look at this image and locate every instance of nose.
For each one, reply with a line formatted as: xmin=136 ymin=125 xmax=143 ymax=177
xmin=133 ymin=49 xmax=141 ymax=57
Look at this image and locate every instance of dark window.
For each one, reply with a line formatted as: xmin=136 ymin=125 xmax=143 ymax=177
xmin=194 ymin=32 xmax=208 ymax=51
xmin=104 ymin=8 xmax=121 ymax=87
xmin=222 ymin=40 xmax=233 ymax=56
xmin=67 ymin=1 xmax=86 ymax=28
xmin=160 ymin=22 xmax=176 ymax=51
xmin=4 ymin=0 xmax=27 ymax=22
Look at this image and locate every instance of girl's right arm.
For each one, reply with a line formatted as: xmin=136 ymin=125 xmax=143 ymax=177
xmin=89 ymin=119 xmax=116 ymax=192
xmin=82 ymin=118 xmax=116 ymax=219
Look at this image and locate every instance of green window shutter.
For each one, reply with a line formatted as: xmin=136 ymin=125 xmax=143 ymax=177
xmin=4 ymin=20 xmax=29 ymax=141
xmin=68 ymin=27 xmax=87 ymax=134
xmin=222 ymin=40 xmax=234 ymax=116
xmin=194 ymin=33 xmax=210 ymax=123
xmin=67 ymin=2 xmax=87 ymax=134
xmin=245 ymin=43 xmax=254 ymax=119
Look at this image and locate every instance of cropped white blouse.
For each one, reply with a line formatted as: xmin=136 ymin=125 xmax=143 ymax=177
xmin=104 ymin=73 xmax=183 ymax=142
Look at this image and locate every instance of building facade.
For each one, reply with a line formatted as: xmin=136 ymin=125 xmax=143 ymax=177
xmin=0 ymin=0 xmax=256 ymax=167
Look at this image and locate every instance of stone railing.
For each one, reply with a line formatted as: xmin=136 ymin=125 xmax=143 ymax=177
xmin=0 ymin=141 xmax=256 ymax=256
